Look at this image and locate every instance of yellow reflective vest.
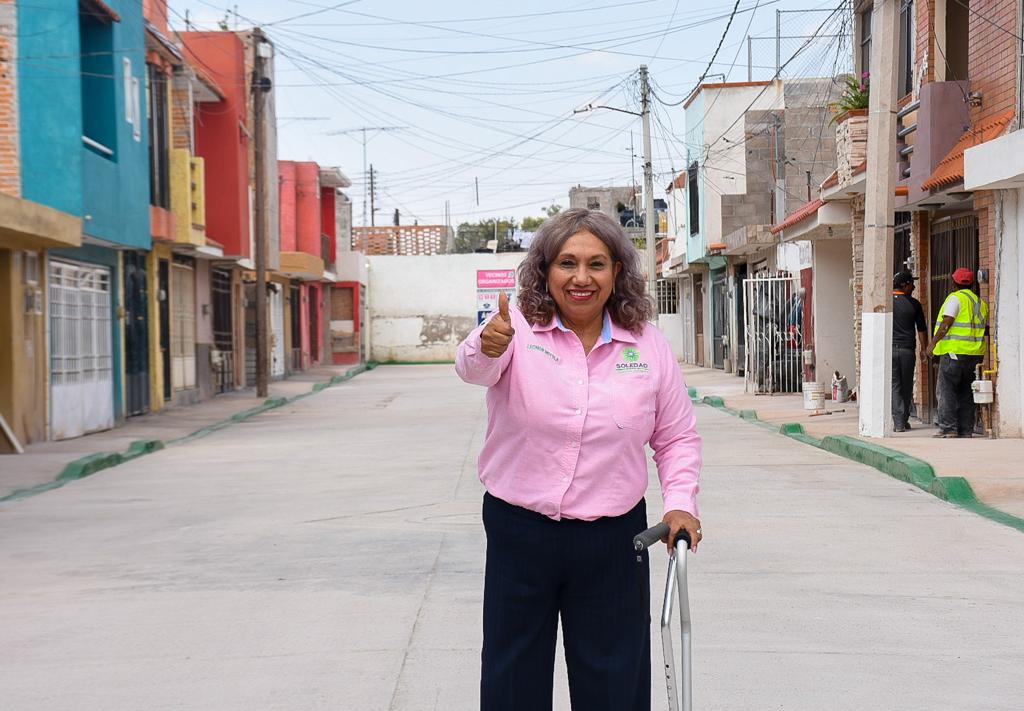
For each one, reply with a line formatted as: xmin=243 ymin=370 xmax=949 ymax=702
xmin=933 ymin=289 xmax=988 ymax=356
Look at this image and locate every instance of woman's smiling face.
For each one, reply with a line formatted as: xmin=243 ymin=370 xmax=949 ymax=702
xmin=546 ymin=231 xmax=621 ymax=326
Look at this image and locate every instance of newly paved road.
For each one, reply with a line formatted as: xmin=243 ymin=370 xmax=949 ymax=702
xmin=1 ymin=365 xmax=1022 ymax=710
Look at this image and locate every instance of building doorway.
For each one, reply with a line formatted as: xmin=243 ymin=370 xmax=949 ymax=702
xmin=122 ymin=251 xmax=149 ymax=416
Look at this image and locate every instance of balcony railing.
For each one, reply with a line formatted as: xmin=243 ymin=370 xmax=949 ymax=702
xmin=896 ymin=99 xmax=920 ymax=180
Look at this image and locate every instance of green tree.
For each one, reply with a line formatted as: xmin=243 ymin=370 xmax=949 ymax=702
xmin=520 ymin=204 xmax=562 ymax=232
xmin=453 ymin=218 xmax=520 ymax=253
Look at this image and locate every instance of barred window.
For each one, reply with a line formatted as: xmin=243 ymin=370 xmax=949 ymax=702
xmin=656 ymin=279 xmax=678 ymax=315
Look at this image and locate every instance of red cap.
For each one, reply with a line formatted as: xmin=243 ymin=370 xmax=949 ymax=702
xmin=952 ymin=267 xmax=974 ymax=285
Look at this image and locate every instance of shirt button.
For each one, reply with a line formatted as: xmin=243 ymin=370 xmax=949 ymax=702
xmin=575 ymin=408 xmax=582 ymax=415
xmin=569 ymin=441 xmax=578 ymax=448
xmin=577 ymin=379 xmax=584 ymax=385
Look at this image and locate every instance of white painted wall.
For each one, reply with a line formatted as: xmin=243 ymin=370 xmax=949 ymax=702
xmin=995 ymin=189 xmax=1024 ymax=436
xmin=368 ymin=253 xmax=527 ymax=362
xmin=657 ymin=313 xmax=685 ymax=358
xmin=812 ymin=239 xmax=857 ymax=388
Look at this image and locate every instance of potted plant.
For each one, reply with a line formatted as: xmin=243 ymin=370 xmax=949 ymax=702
xmin=830 ymin=72 xmax=870 ymax=124
xmin=833 ymin=73 xmax=870 ymax=185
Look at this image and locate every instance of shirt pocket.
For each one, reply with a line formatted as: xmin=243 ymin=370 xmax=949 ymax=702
xmin=611 ymin=373 xmax=657 ymax=431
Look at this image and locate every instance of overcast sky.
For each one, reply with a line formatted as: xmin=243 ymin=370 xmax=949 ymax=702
xmin=170 ymin=0 xmax=849 ymax=227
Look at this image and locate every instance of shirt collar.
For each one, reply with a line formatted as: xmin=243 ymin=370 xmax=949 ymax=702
xmin=531 ymin=310 xmax=637 ymax=344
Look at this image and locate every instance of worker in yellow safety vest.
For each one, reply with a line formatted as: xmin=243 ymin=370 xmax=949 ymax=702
xmin=927 ymin=267 xmax=989 ymax=438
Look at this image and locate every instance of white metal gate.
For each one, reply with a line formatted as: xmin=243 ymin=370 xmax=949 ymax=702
xmin=171 ymin=262 xmax=197 ymax=390
xmin=743 ymin=273 xmax=803 ymax=394
xmin=48 ymin=259 xmax=115 ymax=439
xmin=270 ymin=287 xmax=285 ymax=378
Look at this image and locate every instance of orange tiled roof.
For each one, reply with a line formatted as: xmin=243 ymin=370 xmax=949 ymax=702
xmin=852 ymin=160 xmax=867 ymax=176
xmin=771 ymin=198 xmax=824 ymax=235
xmin=667 ymin=172 xmax=687 ymax=192
xmin=820 ymin=170 xmax=839 ymax=189
xmin=922 ymin=110 xmax=1015 ymax=192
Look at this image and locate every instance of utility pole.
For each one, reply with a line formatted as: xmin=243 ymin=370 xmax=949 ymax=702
xmin=772 ymin=112 xmax=786 ymax=224
xmin=860 ymin=0 xmax=900 ymax=438
xmin=323 ymin=126 xmax=404 ymax=226
xmin=252 ymin=27 xmax=271 ymax=399
xmin=775 ymin=9 xmax=782 ymax=78
xmin=494 ymin=218 xmax=499 ymax=253
xmin=640 ymin=64 xmax=657 ymax=298
xmin=369 ymin=164 xmax=376 ymax=226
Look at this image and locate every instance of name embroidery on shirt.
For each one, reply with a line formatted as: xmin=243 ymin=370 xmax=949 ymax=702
xmin=526 ymin=343 xmax=560 ymax=363
xmin=615 ymin=346 xmax=649 ymax=373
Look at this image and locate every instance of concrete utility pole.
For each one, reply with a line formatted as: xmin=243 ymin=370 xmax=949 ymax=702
xmin=252 ymin=28 xmax=271 ymax=399
xmin=640 ymin=64 xmax=657 ymax=299
xmin=369 ymin=164 xmax=376 ymax=226
xmin=859 ymin=0 xmax=900 ymax=438
xmin=323 ymin=126 xmax=404 ymax=226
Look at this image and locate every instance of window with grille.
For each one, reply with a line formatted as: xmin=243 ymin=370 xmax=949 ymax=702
xmin=656 ymin=279 xmax=678 ymax=315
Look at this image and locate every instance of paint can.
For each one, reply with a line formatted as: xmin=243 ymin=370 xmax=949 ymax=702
xmin=802 ymin=381 xmax=826 ymax=411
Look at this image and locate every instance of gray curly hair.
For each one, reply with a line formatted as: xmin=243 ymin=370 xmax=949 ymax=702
xmin=517 ymin=208 xmax=654 ymax=332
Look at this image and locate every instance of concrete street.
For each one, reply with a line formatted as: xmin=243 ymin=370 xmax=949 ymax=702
xmin=1 ymin=365 xmax=1022 ymax=710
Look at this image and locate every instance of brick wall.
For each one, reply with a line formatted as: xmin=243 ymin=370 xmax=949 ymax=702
xmin=915 ymin=0 xmax=937 ymax=87
xmin=720 ymin=111 xmax=774 ymax=236
xmin=968 ymin=0 xmax=1018 ymax=126
xmin=783 ymin=78 xmax=842 ymax=213
xmin=353 ymin=225 xmax=451 ymax=256
xmin=171 ymin=70 xmax=193 ymax=151
xmin=0 ymin=0 xmax=19 ymax=197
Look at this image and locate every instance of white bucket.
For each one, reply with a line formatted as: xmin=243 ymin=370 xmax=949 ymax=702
xmin=802 ymin=382 xmax=826 ymax=410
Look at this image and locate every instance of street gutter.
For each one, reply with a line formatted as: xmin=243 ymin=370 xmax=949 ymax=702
xmin=693 ymin=390 xmax=1024 ymax=534
xmin=0 ymin=362 xmax=378 ymax=505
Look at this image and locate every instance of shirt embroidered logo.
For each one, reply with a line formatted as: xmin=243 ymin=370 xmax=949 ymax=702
xmin=622 ymin=347 xmax=640 ymax=362
xmin=526 ymin=344 xmax=560 ymax=362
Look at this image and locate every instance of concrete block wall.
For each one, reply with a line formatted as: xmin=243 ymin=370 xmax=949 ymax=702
xmin=783 ymin=78 xmax=842 ymax=215
xmin=720 ymin=110 xmax=775 ymax=237
xmin=0 ymin=0 xmax=19 ymax=197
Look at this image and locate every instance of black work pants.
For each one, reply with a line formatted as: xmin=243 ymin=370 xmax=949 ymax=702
xmin=891 ymin=346 xmax=916 ymax=428
xmin=936 ymin=354 xmax=982 ymax=435
xmin=480 ymin=493 xmax=651 ymax=711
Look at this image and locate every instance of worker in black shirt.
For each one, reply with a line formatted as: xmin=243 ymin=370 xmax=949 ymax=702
xmin=892 ymin=270 xmax=928 ymax=432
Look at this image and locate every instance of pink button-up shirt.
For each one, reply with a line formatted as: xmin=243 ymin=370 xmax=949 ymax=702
xmin=455 ymin=307 xmax=701 ymax=521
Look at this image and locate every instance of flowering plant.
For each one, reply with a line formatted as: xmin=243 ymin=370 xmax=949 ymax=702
xmin=829 ymin=72 xmax=870 ymax=123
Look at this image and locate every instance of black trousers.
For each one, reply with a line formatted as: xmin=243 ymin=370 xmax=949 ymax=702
xmin=891 ymin=346 xmax=916 ymax=428
xmin=480 ymin=493 xmax=651 ymax=711
xmin=936 ymin=354 xmax=982 ymax=435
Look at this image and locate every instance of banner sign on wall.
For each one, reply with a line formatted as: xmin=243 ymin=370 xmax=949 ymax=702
xmin=476 ymin=269 xmax=517 ymax=325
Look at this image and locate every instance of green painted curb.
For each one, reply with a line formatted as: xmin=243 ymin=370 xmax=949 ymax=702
xmin=690 ymin=386 xmax=1024 ymax=533
xmin=57 ymin=452 xmax=123 ymax=481
xmin=375 ymin=360 xmax=456 ymax=365
xmin=1 ymin=363 xmax=376 ymax=506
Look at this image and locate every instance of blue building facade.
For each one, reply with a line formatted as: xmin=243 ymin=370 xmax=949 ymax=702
xmin=18 ymin=0 xmax=150 ymax=436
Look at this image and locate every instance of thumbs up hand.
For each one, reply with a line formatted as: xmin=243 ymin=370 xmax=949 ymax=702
xmin=481 ymin=291 xmax=515 ymax=358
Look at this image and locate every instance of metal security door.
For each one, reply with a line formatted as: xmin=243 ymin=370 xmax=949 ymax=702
xmin=927 ymin=215 xmax=979 ymax=421
xmin=171 ymin=260 xmax=196 ymax=390
xmin=48 ymin=260 xmax=114 ymax=440
xmin=743 ymin=273 xmax=802 ymax=394
xmin=270 ymin=286 xmax=286 ymax=378
xmin=122 ymin=251 xmax=150 ymax=416
xmin=212 ymin=268 xmax=234 ymax=393
xmin=711 ymin=273 xmax=728 ymax=370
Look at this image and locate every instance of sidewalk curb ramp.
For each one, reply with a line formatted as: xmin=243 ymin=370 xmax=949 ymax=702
xmin=0 ymin=362 xmax=378 ymax=505
xmin=696 ymin=391 xmax=1024 ymax=533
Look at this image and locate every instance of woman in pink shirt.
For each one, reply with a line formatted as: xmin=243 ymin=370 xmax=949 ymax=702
xmin=456 ymin=208 xmax=702 ymax=711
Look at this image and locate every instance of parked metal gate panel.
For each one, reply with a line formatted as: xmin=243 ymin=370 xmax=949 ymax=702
xmin=48 ymin=260 xmax=114 ymax=440
xmin=743 ymin=273 xmax=803 ymax=394
xmin=171 ymin=262 xmax=197 ymax=390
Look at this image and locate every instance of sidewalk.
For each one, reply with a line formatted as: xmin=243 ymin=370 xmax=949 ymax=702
xmin=683 ymin=364 xmax=1024 ymax=521
xmin=0 ymin=363 xmax=369 ymax=501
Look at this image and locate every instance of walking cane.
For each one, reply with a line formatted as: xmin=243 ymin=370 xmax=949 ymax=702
xmin=634 ymin=523 xmax=694 ymax=711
